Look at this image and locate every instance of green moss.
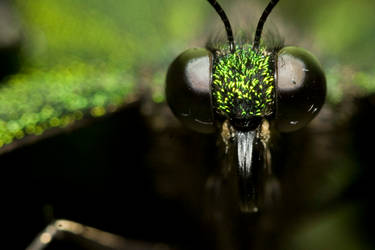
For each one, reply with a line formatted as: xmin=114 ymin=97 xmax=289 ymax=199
xmin=0 ymin=62 xmax=134 ymax=147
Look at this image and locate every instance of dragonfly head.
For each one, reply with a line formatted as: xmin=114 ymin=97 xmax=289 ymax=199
xmin=166 ymin=46 xmax=326 ymax=133
xmin=165 ymin=0 xmax=326 ymax=212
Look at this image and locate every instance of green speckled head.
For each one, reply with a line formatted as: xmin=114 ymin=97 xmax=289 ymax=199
xmin=212 ymin=45 xmax=275 ymax=120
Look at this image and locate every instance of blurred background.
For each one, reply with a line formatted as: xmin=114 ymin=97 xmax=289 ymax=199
xmin=1 ymin=0 xmax=375 ymax=249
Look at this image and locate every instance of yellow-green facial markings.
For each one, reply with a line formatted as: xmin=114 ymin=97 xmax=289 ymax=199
xmin=212 ymin=46 xmax=275 ymax=119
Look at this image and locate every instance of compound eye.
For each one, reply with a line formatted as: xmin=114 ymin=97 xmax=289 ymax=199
xmin=166 ymin=48 xmax=215 ymax=133
xmin=274 ymin=46 xmax=326 ymax=132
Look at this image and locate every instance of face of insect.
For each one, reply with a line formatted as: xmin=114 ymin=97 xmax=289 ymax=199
xmin=165 ymin=0 xmax=326 ymax=212
xmin=166 ymin=45 xmax=326 ymax=134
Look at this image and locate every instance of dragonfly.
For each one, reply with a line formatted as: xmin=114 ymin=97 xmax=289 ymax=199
xmin=1 ymin=0 xmax=375 ymax=249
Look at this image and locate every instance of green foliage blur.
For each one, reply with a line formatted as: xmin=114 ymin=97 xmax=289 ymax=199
xmin=0 ymin=0 xmax=208 ymax=148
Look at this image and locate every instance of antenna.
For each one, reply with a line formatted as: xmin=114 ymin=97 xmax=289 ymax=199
xmin=207 ymin=0 xmax=235 ymax=52
xmin=253 ymin=0 xmax=279 ymax=49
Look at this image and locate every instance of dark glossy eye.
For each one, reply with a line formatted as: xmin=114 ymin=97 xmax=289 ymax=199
xmin=166 ymin=48 xmax=215 ymax=133
xmin=274 ymin=46 xmax=326 ymax=132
